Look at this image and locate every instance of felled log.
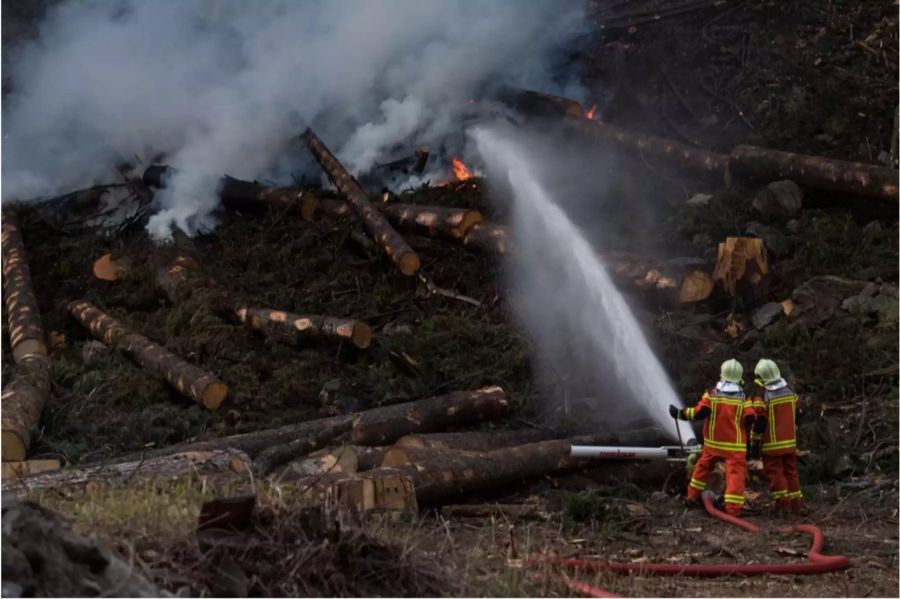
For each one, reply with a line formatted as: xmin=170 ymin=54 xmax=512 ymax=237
xmin=1 ymin=214 xmax=47 ymax=362
xmin=604 ymin=251 xmax=716 ymax=305
xmin=109 ymin=387 xmax=509 ymax=463
xmin=67 ymin=300 xmax=228 ymax=410
xmin=2 ymin=459 xmax=60 ymax=480
xmin=284 ymin=445 xmax=364 ymax=478
xmin=358 ymin=439 xmax=583 ymax=505
xmin=380 ymin=446 xmax=483 ymax=468
xmin=253 ymin=418 xmax=353 ymax=476
xmin=303 ymin=128 xmax=420 ymax=275
xmin=463 ymin=223 xmax=515 ymax=255
xmin=2 ymin=214 xmax=51 ymax=462
xmin=566 ymin=116 xmax=730 ymax=180
xmin=394 ymin=429 xmax=551 ymax=452
xmin=2 ymin=355 xmax=52 ymax=462
xmin=729 ymin=145 xmax=899 ymax=202
xmin=351 ymin=386 xmax=509 ymax=445
xmin=142 ymin=165 xmax=320 ymax=219
xmin=2 ymin=448 xmax=250 ymax=494
xmin=495 ymin=86 xmax=585 ymax=119
xmin=233 ymin=305 xmax=372 ymax=349
xmin=304 ymin=445 xmax=388 ymax=473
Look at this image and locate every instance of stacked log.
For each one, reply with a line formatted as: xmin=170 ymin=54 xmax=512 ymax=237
xmin=253 ymin=418 xmax=354 ymax=476
xmin=67 ymin=300 xmax=229 ymax=410
xmin=462 ymin=223 xmax=515 ymax=255
xmin=304 ymin=128 xmax=420 ymax=276
xmin=2 ymin=214 xmax=51 ymax=462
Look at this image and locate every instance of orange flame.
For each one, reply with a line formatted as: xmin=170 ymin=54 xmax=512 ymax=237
xmin=452 ymin=158 xmax=472 ymax=181
xmin=585 ymin=104 xmax=598 ymax=120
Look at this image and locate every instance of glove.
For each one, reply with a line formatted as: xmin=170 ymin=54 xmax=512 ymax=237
xmin=748 ymin=441 xmax=762 ymax=460
xmin=669 ymin=405 xmax=680 ymax=419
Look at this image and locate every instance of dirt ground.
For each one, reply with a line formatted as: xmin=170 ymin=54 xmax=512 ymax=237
xmin=2 ymin=1 xmax=898 ymax=597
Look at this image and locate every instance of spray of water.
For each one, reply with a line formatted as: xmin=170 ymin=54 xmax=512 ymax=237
xmin=473 ymin=128 xmax=693 ymax=442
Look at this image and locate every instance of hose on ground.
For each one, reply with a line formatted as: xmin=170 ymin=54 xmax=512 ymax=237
xmin=528 ymin=490 xmax=850 ymax=596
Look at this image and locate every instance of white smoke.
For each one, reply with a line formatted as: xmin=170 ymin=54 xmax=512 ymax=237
xmin=473 ymin=127 xmax=693 ymax=441
xmin=2 ymin=0 xmax=586 ymax=239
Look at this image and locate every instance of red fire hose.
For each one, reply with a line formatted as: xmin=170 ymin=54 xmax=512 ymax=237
xmin=529 ymin=491 xmax=850 ymax=597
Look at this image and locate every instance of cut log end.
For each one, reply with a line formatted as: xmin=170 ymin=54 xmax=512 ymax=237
xmin=380 ymin=447 xmax=411 ymax=468
xmin=2 ymin=431 xmax=27 ymax=463
xmin=92 ymin=253 xmax=129 ymax=281
xmin=12 ymin=339 xmax=47 ymax=362
xmin=452 ymin=211 xmax=484 ymax=238
xmin=679 ymin=270 xmax=715 ymax=303
xmin=202 ymin=382 xmax=229 ymax=411
xmin=351 ymin=322 xmax=373 ymax=349
xmin=398 ymin=252 xmax=421 ymax=276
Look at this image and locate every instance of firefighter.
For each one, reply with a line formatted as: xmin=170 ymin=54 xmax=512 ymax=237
xmin=669 ymin=359 xmax=755 ymax=516
xmin=749 ymin=359 xmax=802 ymax=515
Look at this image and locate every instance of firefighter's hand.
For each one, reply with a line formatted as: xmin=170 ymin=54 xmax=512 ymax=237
xmin=669 ymin=405 xmax=680 ymax=419
xmin=749 ymin=441 xmax=762 ymax=460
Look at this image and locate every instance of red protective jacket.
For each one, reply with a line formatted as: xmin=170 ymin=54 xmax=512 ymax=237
xmin=679 ymin=385 xmax=755 ymax=455
xmin=751 ymin=382 xmax=799 ymax=455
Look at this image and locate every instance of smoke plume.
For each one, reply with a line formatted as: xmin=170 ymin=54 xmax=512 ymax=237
xmin=2 ymin=0 xmax=586 ymax=239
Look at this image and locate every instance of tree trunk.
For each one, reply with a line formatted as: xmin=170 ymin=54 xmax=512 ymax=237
xmin=604 ymin=251 xmax=716 ymax=305
xmin=253 ymin=418 xmax=353 ymax=476
xmin=729 ymin=144 xmax=899 ymax=202
xmin=463 ymin=223 xmax=515 ymax=255
xmin=2 ymin=459 xmax=60 ymax=480
xmin=303 ymin=128 xmax=420 ymax=276
xmin=106 ymin=387 xmax=509 ymax=463
xmin=712 ymin=237 xmax=769 ymax=302
xmin=142 ymin=166 xmax=321 ymax=219
xmin=283 ymin=445 xmax=363 ymax=478
xmin=358 ymin=439 xmax=583 ymax=505
xmin=313 ymin=198 xmax=482 ymax=239
xmin=2 ymin=448 xmax=250 ymax=494
xmin=351 ymin=386 xmax=509 ymax=445
xmin=1 ymin=214 xmax=47 ymax=362
xmin=67 ymin=300 xmax=229 ymax=410
xmin=1 ymin=214 xmax=50 ymax=462
xmin=380 ymin=446 xmax=484 ymax=468
xmin=305 ymin=445 xmax=388 ymax=472
xmin=233 ymin=305 xmax=372 ymax=349
xmin=394 ymin=429 xmax=552 ymax=452
xmin=2 ymin=354 xmax=51 ymax=462
xmin=566 ymin=116 xmax=730 ymax=181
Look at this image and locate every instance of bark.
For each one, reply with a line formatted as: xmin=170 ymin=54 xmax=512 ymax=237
xmin=67 ymin=300 xmax=229 ymax=410
xmin=233 ymin=305 xmax=372 ymax=349
xmin=394 ymin=429 xmax=552 ymax=452
xmin=253 ymin=418 xmax=354 ymax=476
xmin=142 ymin=165 xmax=320 ymax=219
xmin=2 ymin=354 xmax=51 ymax=461
xmin=304 ymin=128 xmax=420 ymax=275
xmin=463 ymin=223 xmax=515 ymax=255
xmin=351 ymin=386 xmax=509 ymax=445
xmin=729 ymin=144 xmax=899 ymax=202
xmin=380 ymin=446 xmax=484 ymax=468
xmin=1 ymin=214 xmax=47 ymax=362
xmin=379 ymin=203 xmax=482 ymax=240
xmin=712 ymin=237 xmax=769 ymax=300
xmin=495 ymin=86 xmax=585 ymax=119
xmin=2 ymin=459 xmax=60 ymax=480
xmin=357 ymin=439 xmax=583 ymax=505
xmin=283 ymin=445 xmax=363 ymax=478
xmin=107 ymin=388 xmax=509 ymax=463
xmin=566 ymin=116 xmax=730 ymax=180
xmin=604 ymin=251 xmax=716 ymax=305
xmin=2 ymin=448 xmax=250 ymax=494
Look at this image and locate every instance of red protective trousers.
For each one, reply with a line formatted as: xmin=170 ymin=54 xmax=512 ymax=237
xmin=763 ymin=452 xmax=802 ymax=514
xmin=687 ymin=448 xmax=746 ymax=517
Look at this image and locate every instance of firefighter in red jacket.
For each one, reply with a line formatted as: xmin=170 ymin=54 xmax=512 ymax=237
xmin=669 ymin=359 xmax=755 ymax=516
xmin=749 ymin=359 xmax=802 ymax=515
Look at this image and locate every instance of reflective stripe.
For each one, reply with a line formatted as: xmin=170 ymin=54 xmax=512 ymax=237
xmin=686 ymin=407 xmax=695 ymax=419
xmin=762 ymin=439 xmax=796 ymax=451
xmin=771 ymin=489 xmax=788 ymax=498
xmin=709 ymin=398 xmax=745 ymax=406
xmin=752 ymin=400 xmax=766 ymax=409
xmin=769 ymin=396 xmax=797 ymax=407
xmin=724 ymin=494 xmax=745 ymax=505
xmin=750 ymin=431 xmax=762 ymax=441
xmin=689 ymin=478 xmax=706 ymax=490
xmin=705 ymin=439 xmax=747 ymax=452
xmin=786 ymin=490 xmax=803 ymax=499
